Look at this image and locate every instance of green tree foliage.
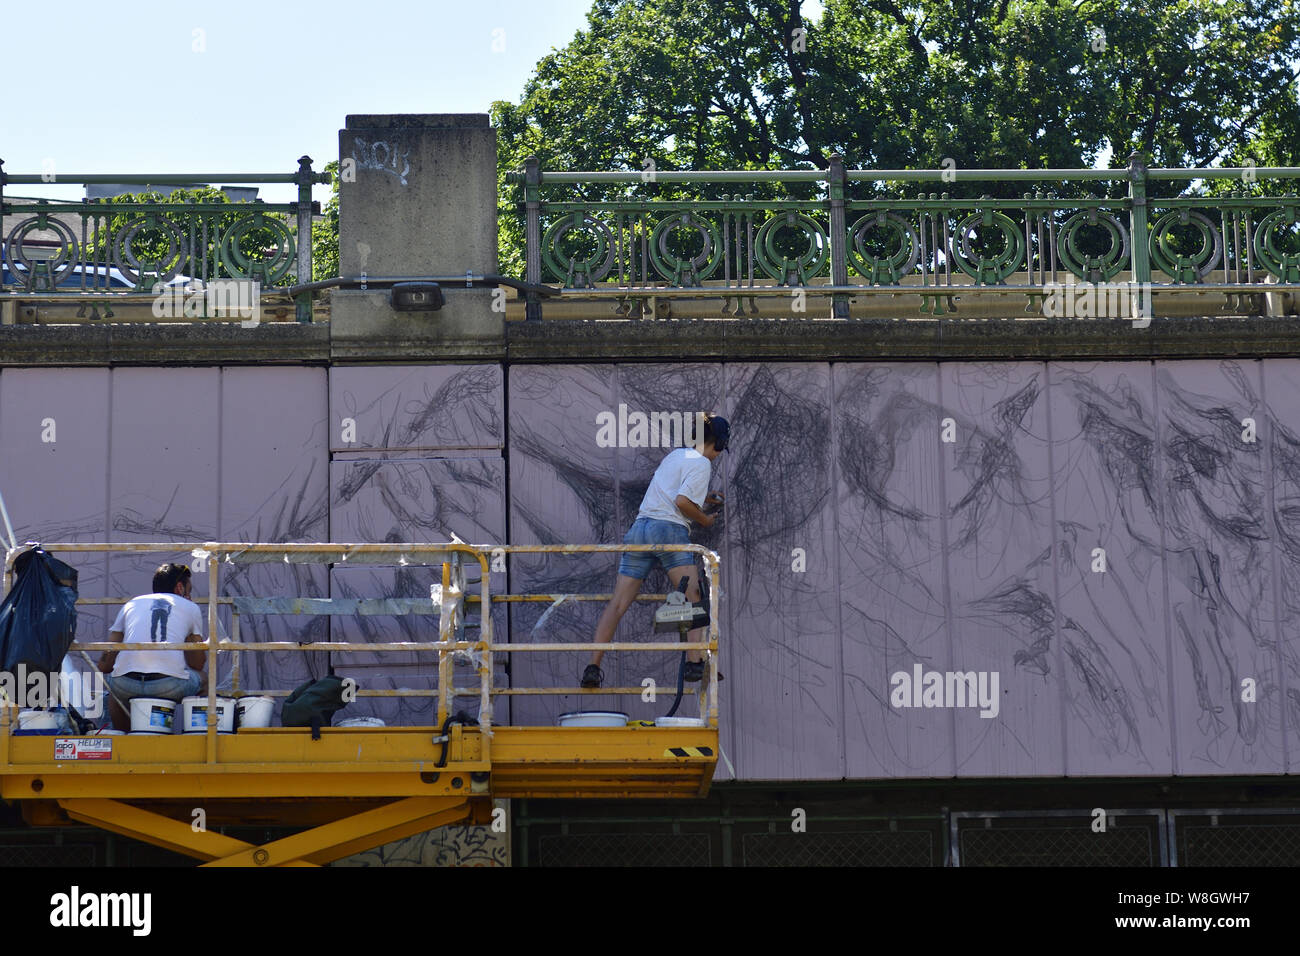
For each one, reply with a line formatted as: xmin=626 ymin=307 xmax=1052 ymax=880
xmin=312 ymin=160 xmax=341 ymax=282
xmin=490 ymin=0 xmax=1300 ymax=276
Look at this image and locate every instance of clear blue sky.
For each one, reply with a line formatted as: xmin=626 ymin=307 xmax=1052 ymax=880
xmin=2 ymin=0 xmax=605 ymax=204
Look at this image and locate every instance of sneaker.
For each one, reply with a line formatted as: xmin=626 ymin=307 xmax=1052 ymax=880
xmin=683 ymin=661 xmax=705 ymax=682
xmin=581 ymin=664 xmax=604 ymax=688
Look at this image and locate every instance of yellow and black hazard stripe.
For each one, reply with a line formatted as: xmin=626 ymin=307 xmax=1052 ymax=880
xmin=663 ymin=746 xmax=714 ymax=758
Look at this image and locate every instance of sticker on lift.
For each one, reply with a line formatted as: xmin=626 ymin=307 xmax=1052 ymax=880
xmin=54 ymin=738 xmax=113 ymax=760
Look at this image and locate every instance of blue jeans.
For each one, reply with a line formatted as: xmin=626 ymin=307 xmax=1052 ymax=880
xmin=107 ymin=669 xmax=202 ymax=703
xmin=617 ymin=517 xmax=695 ymax=580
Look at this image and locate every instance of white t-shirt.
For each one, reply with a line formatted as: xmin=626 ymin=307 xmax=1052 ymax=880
xmin=638 ymin=447 xmax=713 ymax=527
xmin=109 ymin=593 xmax=204 ymax=679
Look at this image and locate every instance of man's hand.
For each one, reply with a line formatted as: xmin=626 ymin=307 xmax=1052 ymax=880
xmin=705 ymin=492 xmax=725 ymax=511
xmin=99 ymin=631 xmax=123 ymax=673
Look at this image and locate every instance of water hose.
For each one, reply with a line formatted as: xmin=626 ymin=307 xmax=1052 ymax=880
xmin=663 ymin=652 xmax=687 ymax=718
xmin=435 ymin=710 xmax=479 ymax=767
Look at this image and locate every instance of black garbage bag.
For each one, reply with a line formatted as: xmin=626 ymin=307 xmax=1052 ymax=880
xmin=0 ymin=547 xmax=79 ymax=674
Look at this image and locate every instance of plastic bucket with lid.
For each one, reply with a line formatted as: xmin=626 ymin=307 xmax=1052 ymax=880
xmin=336 ymin=716 xmax=385 ymax=728
xmin=129 ymin=698 xmax=176 ymax=733
xmin=235 ymin=696 xmax=274 ymax=729
xmin=655 ymin=716 xmax=707 ymax=727
xmin=557 ymin=711 xmax=628 ymax=728
xmin=16 ymin=709 xmax=72 ymax=733
xmin=180 ymin=696 xmax=234 ymax=733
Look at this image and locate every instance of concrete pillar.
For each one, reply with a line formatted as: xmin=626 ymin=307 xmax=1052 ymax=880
xmin=331 ymin=114 xmax=502 ymax=360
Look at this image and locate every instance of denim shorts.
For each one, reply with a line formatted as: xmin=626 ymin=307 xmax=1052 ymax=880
xmin=107 ymin=668 xmax=202 ymax=703
xmin=617 ymin=517 xmax=695 ymax=580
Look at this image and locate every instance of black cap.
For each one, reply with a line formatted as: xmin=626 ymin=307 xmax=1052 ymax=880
xmin=710 ymin=415 xmax=730 ymax=452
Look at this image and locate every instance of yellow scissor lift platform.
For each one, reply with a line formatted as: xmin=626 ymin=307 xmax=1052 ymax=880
xmin=0 ymin=542 xmax=721 ymax=866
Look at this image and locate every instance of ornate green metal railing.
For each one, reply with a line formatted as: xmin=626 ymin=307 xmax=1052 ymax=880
xmin=507 ymin=153 xmax=1300 ymax=320
xmin=0 ymin=157 xmax=330 ymax=322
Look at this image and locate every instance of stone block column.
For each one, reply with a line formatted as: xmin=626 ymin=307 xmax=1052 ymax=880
xmin=331 ymin=114 xmax=502 ymax=360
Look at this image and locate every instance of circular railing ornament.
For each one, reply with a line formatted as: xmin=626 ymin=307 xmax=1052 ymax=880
xmin=1252 ymin=205 xmax=1300 ymax=283
xmin=847 ymin=211 xmax=920 ymax=284
xmin=4 ymin=216 xmax=80 ymax=288
xmin=219 ymin=213 xmax=296 ymax=284
xmin=952 ymin=209 xmax=1025 ymax=285
xmin=541 ymin=212 xmax=615 ymax=288
xmin=1057 ymin=210 xmax=1130 ymax=282
xmin=113 ymin=214 xmax=190 ymax=286
xmin=754 ymin=211 xmax=828 ymax=285
xmin=1149 ymin=209 xmax=1221 ymax=283
xmin=648 ymin=211 xmax=722 ymax=286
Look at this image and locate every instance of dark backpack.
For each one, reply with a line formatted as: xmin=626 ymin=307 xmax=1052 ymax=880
xmin=281 ymin=671 xmax=349 ymax=739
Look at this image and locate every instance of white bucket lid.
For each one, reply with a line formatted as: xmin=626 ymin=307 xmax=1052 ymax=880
xmin=336 ymin=716 xmax=385 ymax=728
xmin=17 ymin=709 xmax=65 ymax=727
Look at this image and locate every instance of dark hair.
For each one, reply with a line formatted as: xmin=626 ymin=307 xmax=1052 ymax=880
xmin=152 ymin=563 xmax=192 ymax=594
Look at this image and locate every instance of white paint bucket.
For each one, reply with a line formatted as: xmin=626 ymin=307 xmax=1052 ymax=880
xmin=180 ymin=696 xmax=234 ymax=733
xmin=89 ymin=729 xmax=125 ymax=736
xmin=17 ymin=710 xmax=68 ymax=731
xmin=235 ymin=696 xmax=274 ymax=729
xmin=336 ymin=716 xmax=385 ymax=728
xmin=129 ymin=698 xmax=175 ymax=734
xmin=557 ymin=711 xmax=628 ymax=728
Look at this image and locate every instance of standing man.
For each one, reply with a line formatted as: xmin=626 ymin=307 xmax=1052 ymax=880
xmin=582 ymin=413 xmax=729 ymax=688
xmin=98 ymin=563 xmax=208 ymax=730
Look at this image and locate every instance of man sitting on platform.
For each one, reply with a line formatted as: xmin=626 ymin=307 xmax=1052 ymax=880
xmin=97 ymin=563 xmax=208 ymax=731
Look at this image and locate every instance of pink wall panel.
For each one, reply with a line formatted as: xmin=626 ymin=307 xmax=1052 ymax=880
xmin=329 ymin=365 xmax=502 ymax=454
xmin=108 ymin=369 xmax=221 ymax=692
xmin=1049 ymin=363 xmax=1173 ymax=775
xmin=940 ymin=363 xmax=1062 ymax=776
xmin=507 ymin=365 xmax=622 ymax=728
xmin=0 ymin=369 xmax=112 ymax=660
xmin=1262 ymin=360 xmax=1300 ymax=771
xmin=835 ymin=364 xmax=955 ymax=778
xmin=219 ymin=368 xmax=330 ymax=707
xmin=1157 ymin=361 xmax=1282 ymax=773
xmin=720 ymin=363 xmax=840 ymax=781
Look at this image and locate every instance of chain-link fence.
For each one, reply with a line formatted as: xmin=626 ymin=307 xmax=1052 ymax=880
xmin=953 ymin=819 xmax=1160 ymax=866
xmin=1173 ymin=811 xmax=1300 ymax=866
xmin=742 ymin=829 xmax=935 ymax=866
xmin=0 ymin=842 xmax=97 ymax=866
xmin=521 ymin=814 xmax=947 ymax=866
xmin=538 ymin=831 xmax=712 ymax=866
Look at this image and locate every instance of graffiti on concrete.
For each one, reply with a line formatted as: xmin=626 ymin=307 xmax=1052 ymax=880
xmin=351 ymin=137 xmax=411 ymax=186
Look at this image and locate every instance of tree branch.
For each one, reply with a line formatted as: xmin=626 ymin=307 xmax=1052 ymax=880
xmin=865 ymin=0 xmax=928 ymax=61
